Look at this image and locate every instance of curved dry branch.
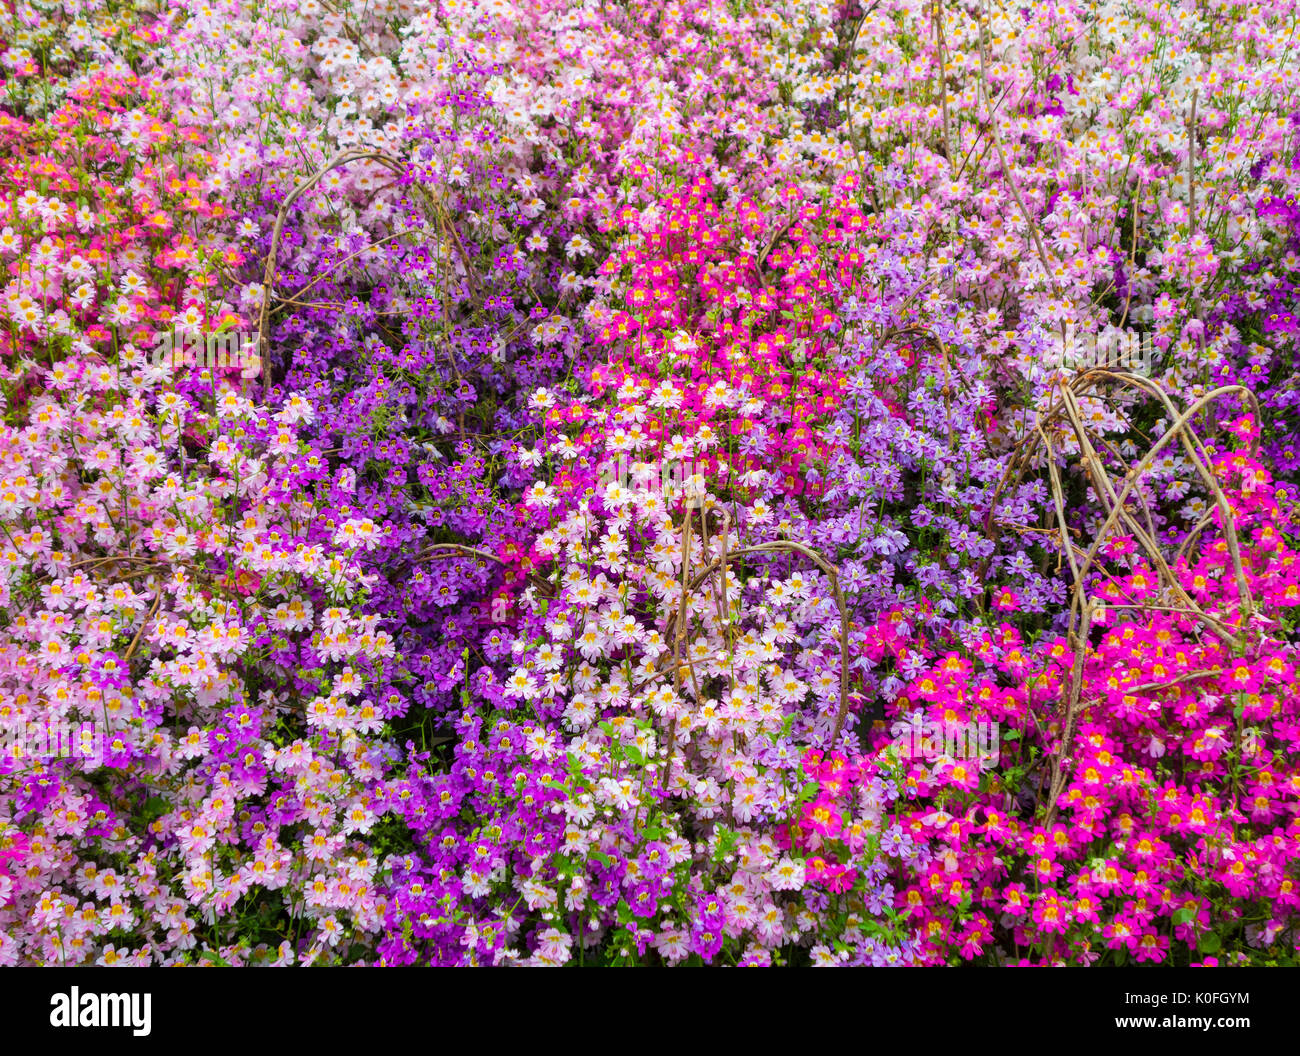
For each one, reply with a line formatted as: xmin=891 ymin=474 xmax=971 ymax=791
xmin=1085 ymin=371 xmax=1257 ymax=619
xmin=1056 ymin=383 xmax=1202 ymax=637
xmin=1035 ymin=421 xmax=1081 ymax=587
xmin=978 ymin=367 xmax=1263 ymax=833
xmin=996 ymin=370 xmax=1255 ymax=648
xmin=999 ymin=370 xmax=1265 ymax=825
xmin=1044 ymin=597 xmax=1093 ymax=825
xmin=408 ymin=542 xmax=557 ymax=599
xmin=660 ymin=507 xmax=694 ymax=792
xmin=255 ymin=149 xmax=392 ymax=371
xmin=975 ymin=6 xmax=1062 ymax=299
xmin=1062 ymin=374 xmax=1257 ymax=632
xmin=254 ymin=148 xmax=484 ymax=385
xmin=662 ymin=538 xmax=854 ymax=747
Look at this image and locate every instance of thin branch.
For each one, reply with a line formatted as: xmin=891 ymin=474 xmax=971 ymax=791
xmin=976 ymin=4 xmax=1062 ymax=298
xmin=664 ymin=539 xmax=854 ymax=745
xmin=661 ymin=507 xmax=693 ymax=792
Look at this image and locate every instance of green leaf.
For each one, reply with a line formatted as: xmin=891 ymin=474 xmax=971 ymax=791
xmin=139 ymin=797 xmax=170 ymax=822
xmin=1199 ymin=932 xmax=1222 ymax=954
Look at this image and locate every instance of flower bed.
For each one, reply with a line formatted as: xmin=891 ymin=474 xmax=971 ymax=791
xmin=1 ymin=0 xmax=1298 ymax=966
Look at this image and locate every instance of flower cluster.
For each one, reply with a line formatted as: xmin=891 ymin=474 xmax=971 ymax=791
xmin=3 ymin=0 xmax=1300 ymax=967
xmin=864 ymin=428 xmax=1300 ymax=964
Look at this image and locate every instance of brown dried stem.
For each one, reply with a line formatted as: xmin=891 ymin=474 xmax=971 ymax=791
xmin=1044 ymin=598 xmax=1092 ymax=825
xmin=1059 ymin=374 xmax=1256 ymax=634
xmin=975 ymin=5 xmax=1062 ymax=298
xmin=993 ymin=369 xmax=1264 ymax=824
xmin=663 ymin=538 xmax=854 ymax=745
xmin=412 ymin=543 xmax=557 ymax=598
xmin=661 ymin=507 xmax=693 ymax=791
xmin=255 ymin=149 xmax=483 ymax=383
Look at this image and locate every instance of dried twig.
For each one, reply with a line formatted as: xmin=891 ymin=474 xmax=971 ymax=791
xmin=975 ymin=4 xmax=1062 ymax=297
xmin=1102 ymin=371 xmax=1258 ymax=619
xmin=932 ymin=0 xmax=954 ymax=178
xmin=985 ymin=368 xmax=1265 ymax=828
xmin=407 ymin=542 xmax=557 ymax=598
xmin=1044 ymin=598 xmax=1092 ymax=825
xmin=255 ymin=149 xmax=393 ymax=373
xmin=124 ymin=591 xmax=163 ymax=664
xmin=1060 ymin=375 xmax=1257 ymax=632
xmin=661 ymin=507 xmax=693 ymax=791
xmin=255 ymin=149 xmax=483 ymax=386
xmin=664 ymin=539 xmax=854 ymax=745
xmin=271 ymin=230 xmax=413 ymax=315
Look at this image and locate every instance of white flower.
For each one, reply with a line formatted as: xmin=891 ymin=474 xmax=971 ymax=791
xmin=670 ymin=330 xmax=697 ymax=352
xmin=564 ymin=234 xmax=592 ymax=259
xmin=602 ymin=480 xmax=632 ymax=508
xmin=767 ymin=856 xmax=805 ymax=891
xmin=649 ymin=381 xmax=683 ymax=409
xmin=504 ymin=668 xmax=539 ymax=699
xmin=526 ymin=481 xmax=558 ymax=508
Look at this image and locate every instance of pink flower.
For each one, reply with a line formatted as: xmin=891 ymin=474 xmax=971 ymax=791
xmin=1031 ymin=892 xmax=1069 ymax=935
xmin=803 ymin=798 xmax=844 ymax=839
xmin=993 ymin=589 xmax=1020 ymax=612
